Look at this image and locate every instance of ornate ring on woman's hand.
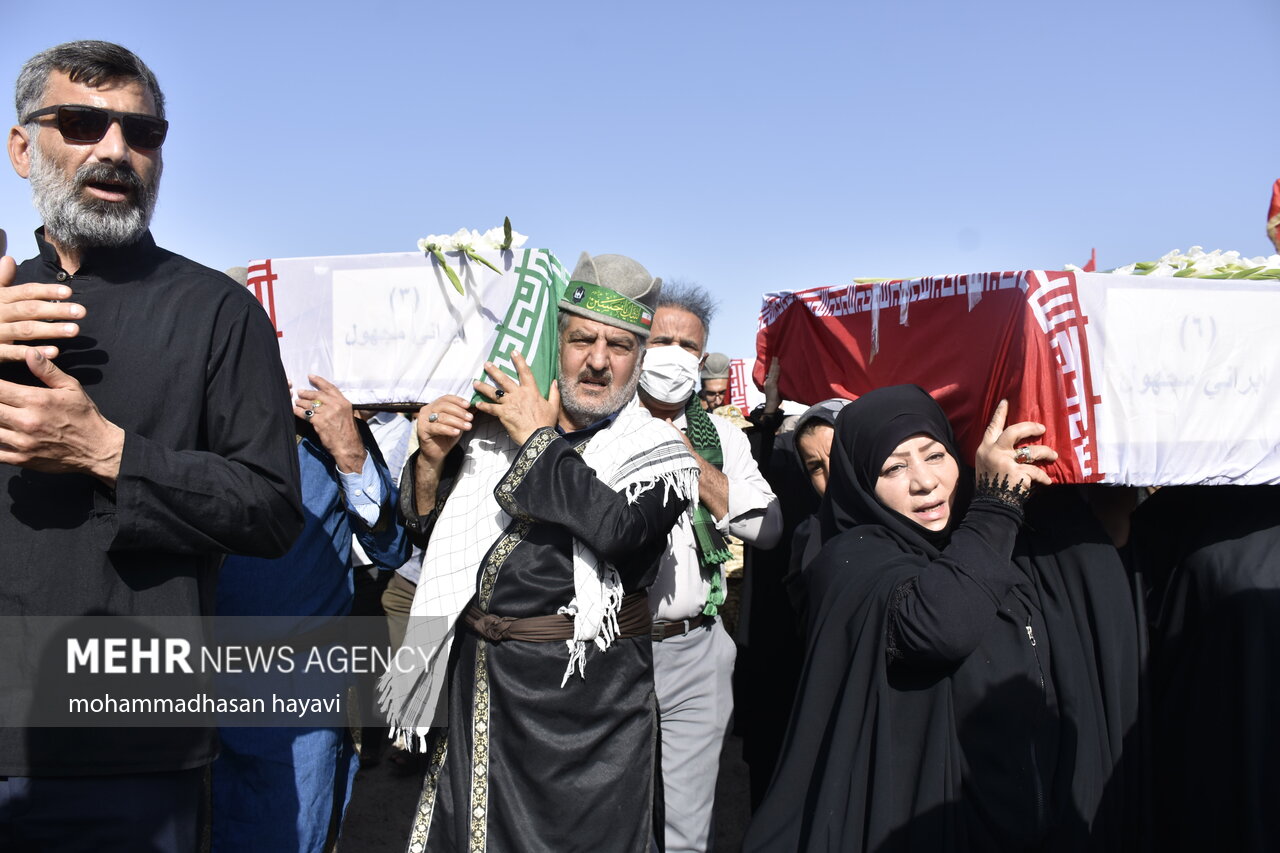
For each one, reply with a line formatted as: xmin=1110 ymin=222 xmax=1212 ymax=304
xmin=1015 ymin=447 xmax=1032 ymax=464
xmin=427 ymin=412 xmax=439 ymax=423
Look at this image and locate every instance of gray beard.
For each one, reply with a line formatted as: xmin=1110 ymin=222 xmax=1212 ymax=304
xmin=28 ymin=140 xmax=160 ymax=251
xmin=559 ymin=364 xmax=641 ymax=430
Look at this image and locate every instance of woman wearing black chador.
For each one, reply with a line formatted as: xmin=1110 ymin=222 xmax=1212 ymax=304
xmin=745 ymin=385 xmax=1144 ymax=853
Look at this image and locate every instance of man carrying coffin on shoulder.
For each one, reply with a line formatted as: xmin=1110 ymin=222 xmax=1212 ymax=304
xmin=382 ymin=252 xmax=700 ymax=852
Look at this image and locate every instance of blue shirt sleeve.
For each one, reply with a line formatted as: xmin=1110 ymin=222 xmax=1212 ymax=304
xmin=339 ymin=452 xmax=384 ymax=527
xmin=345 ymin=420 xmax=410 ymax=571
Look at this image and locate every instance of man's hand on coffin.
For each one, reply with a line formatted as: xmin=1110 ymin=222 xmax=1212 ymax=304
xmin=416 ymin=394 xmax=473 ymax=468
xmin=294 ymin=374 xmax=366 ymax=474
xmin=474 ymin=351 xmax=559 ymax=446
xmin=410 ymin=394 xmax=473 ymax=517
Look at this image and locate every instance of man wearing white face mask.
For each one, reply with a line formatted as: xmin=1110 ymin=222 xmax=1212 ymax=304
xmin=639 ymin=283 xmax=782 ymax=853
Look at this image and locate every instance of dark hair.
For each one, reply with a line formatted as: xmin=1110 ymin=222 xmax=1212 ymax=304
xmin=16 ymin=40 xmax=165 ymax=123
xmin=656 ymin=280 xmax=717 ymax=338
xmin=795 ymin=416 xmax=833 ymax=443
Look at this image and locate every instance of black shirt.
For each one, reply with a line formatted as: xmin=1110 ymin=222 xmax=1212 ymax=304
xmin=0 ymin=230 xmax=303 ymax=775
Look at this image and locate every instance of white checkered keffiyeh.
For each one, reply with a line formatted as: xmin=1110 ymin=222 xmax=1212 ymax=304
xmin=378 ymin=402 xmax=697 ymax=751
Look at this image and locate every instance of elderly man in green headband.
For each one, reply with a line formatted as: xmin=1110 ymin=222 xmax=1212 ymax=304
xmin=385 ymin=252 xmax=700 ymax=852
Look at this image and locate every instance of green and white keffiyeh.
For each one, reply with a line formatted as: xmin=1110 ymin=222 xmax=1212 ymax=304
xmin=683 ymin=398 xmax=733 ymax=616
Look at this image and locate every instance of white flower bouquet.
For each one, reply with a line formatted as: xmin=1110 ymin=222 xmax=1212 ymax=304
xmin=1069 ymin=246 xmax=1280 ymax=280
xmin=416 ymin=218 xmax=529 ymax=293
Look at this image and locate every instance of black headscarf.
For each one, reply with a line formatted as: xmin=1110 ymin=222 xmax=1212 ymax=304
xmin=792 ymin=397 xmax=852 ymax=485
xmin=817 ymin=384 xmax=969 ymax=555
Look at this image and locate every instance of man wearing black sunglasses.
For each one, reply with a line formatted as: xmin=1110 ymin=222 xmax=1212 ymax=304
xmin=9 ymin=56 xmax=165 ymax=270
xmin=0 ymin=41 xmax=303 ymax=853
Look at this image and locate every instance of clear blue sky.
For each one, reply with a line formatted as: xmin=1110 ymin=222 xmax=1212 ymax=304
xmin=3 ymin=0 xmax=1276 ymax=365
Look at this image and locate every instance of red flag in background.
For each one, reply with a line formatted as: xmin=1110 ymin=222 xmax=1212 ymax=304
xmin=1081 ymin=248 xmax=1097 ymax=272
xmin=1268 ymin=180 xmax=1280 ymax=253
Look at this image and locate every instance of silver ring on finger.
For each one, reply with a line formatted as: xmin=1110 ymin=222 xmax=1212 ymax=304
xmin=427 ymin=412 xmax=439 ymax=423
xmin=1015 ymin=447 xmax=1032 ymax=464
xmin=305 ymin=409 xmax=314 ymax=419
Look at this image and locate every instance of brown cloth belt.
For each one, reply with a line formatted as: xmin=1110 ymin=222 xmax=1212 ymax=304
xmin=464 ymin=591 xmax=651 ymax=643
xmin=651 ymin=613 xmax=711 ymax=641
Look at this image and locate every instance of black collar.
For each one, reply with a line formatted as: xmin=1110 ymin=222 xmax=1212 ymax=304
xmin=32 ymin=227 xmax=159 ymax=278
xmin=557 ymin=408 xmax=624 ymax=440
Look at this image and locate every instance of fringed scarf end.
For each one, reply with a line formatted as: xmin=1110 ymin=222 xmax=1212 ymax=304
xmin=561 ymin=639 xmax=587 ymax=687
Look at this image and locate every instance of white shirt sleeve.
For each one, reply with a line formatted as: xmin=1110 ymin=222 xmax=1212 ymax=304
xmin=711 ymin=415 xmax=782 ymax=549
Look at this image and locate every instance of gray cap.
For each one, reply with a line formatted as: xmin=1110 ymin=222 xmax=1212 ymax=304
xmin=700 ymin=352 xmax=731 ymax=380
xmin=795 ymin=397 xmax=853 ymax=436
xmin=560 ymin=252 xmax=662 ymax=337
xmin=224 ymin=266 xmax=249 ymax=286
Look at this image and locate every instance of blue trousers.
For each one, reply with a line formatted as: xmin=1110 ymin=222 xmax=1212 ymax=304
xmin=212 ymin=726 xmax=357 ymax=853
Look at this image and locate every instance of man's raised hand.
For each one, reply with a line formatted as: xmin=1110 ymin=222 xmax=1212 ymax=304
xmin=294 ymin=374 xmax=366 ymax=474
xmin=0 ymin=256 xmax=86 ymax=362
xmin=473 ymin=351 xmax=559 ymax=446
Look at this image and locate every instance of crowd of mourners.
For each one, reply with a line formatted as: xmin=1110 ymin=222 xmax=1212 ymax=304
xmin=1 ymin=37 xmax=1277 ymax=853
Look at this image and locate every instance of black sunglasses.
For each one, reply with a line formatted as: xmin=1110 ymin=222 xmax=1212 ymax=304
xmin=23 ymin=104 xmax=168 ymax=150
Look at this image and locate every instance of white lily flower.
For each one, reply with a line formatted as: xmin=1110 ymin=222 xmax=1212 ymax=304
xmin=447 ymin=228 xmax=477 ymax=251
xmin=1105 ymin=247 xmax=1280 ymax=279
xmin=478 ymin=226 xmax=529 ymax=250
xmin=1185 ymin=255 xmax=1217 ymax=275
xmin=1242 ymin=253 xmax=1279 ymax=267
xmin=418 ymin=224 xmax=530 ymax=255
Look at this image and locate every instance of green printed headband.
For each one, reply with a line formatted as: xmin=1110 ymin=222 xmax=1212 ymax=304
xmin=560 ymin=280 xmax=654 ymax=336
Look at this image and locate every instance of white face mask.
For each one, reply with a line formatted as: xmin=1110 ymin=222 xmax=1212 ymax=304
xmin=639 ymin=345 xmax=702 ymax=405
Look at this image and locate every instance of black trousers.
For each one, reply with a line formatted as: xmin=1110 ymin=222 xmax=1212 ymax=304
xmin=0 ymin=767 xmax=202 ymax=853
